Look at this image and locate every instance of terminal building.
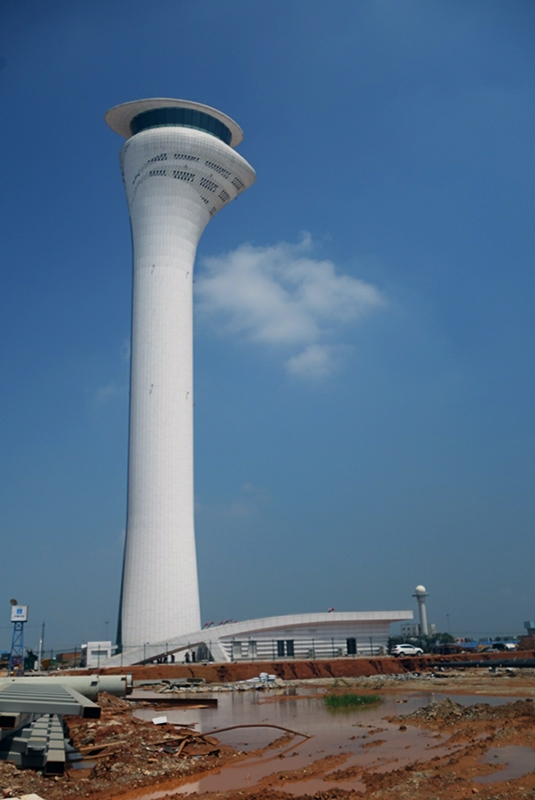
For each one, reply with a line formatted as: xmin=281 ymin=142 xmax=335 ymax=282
xmin=102 ymin=610 xmax=413 ymax=666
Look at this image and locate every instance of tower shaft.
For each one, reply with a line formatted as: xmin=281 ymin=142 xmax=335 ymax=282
xmin=107 ymin=102 xmax=255 ymax=649
xmin=417 ymin=597 xmax=428 ymax=636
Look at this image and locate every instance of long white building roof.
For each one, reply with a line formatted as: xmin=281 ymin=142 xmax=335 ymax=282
xmin=102 ymin=610 xmax=413 ymax=667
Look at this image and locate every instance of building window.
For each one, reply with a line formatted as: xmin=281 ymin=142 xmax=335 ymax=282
xmin=277 ymin=640 xmax=285 ymax=657
xmin=173 ymin=153 xmax=199 ymax=162
xmin=130 ymin=107 xmax=232 ymax=145
xmin=286 ymin=640 xmax=295 ymax=657
xmin=173 ymin=170 xmax=195 ymax=182
xmin=199 ymin=177 xmax=218 ymax=193
xmin=347 ymin=638 xmax=357 ymax=655
xmin=205 ymin=160 xmax=231 ymax=179
xmin=232 ymin=642 xmax=242 ymax=660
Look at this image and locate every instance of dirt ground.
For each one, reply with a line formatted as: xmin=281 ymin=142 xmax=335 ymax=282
xmin=91 ymin=649 xmax=535 ymax=683
xmin=2 ymin=660 xmax=535 ymax=799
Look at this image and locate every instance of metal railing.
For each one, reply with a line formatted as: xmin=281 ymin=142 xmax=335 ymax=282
xmin=111 ymin=638 xmax=387 ymax=666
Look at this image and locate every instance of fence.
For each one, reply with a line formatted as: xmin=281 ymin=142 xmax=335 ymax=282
xmin=3 ymin=636 xmax=388 ymax=672
xmin=112 ymin=636 xmax=387 ymax=666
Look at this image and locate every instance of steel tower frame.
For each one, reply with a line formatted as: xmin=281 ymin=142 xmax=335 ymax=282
xmin=8 ymin=620 xmax=25 ymax=675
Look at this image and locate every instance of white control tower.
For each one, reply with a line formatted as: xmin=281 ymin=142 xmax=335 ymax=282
xmin=413 ymin=585 xmax=429 ymax=636
xmin=105 ymin=99 xmax=256 ymax=650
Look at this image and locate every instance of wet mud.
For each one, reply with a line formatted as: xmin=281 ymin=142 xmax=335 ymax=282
xmin=2 ymin=667 xmax=535 ymax=799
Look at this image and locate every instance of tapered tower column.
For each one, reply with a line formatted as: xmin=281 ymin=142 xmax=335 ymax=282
xmin=413 ymin=585 xmax=429 ymax=637
xmin=106 ymin=99 xmax=255 ymax=649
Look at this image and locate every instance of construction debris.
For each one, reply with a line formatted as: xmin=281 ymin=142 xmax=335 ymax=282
xmin=3 ymin=669 xmax=535 ymax=800
xmin=0 ymin=674 xmax=132 ymax=701
xmin=0 ymin=683 xmax=100 ymax=719
xmin=0 ymin=675 xmax=132 ymax=776
xmin=10 ymin=795 xmax=47 ymax=800
xmin=0 ymin=714 xmax=66 ymax=775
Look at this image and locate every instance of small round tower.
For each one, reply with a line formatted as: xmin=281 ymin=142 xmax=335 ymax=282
xmin=413 ymin=584 xmax=429 ymax=636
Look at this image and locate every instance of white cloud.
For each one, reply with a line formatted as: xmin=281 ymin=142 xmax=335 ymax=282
xmin=286 ymin=344 xmax=351 ymax=379
xmin=196 ymin=236 xmax=385 ymax=378
xmin=94 ymin=382 xmax=127 ymax=406
xmin=225 ymin=483 xmax=269 ymax=517
xmin=197 ymin=483 xmax=268 ymax=518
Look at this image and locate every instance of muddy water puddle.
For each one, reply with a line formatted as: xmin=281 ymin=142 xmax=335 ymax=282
xmin=130 ymin=691 xmax=218 ymax=708
xmin=475 ymin=745 xmax=535 ymax=784
xmin=126 ymin=689 xmax=517 ymax=797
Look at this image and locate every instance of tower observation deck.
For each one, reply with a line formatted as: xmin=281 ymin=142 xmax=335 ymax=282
xmin=105 ymin=99 xmax=256 ymax=650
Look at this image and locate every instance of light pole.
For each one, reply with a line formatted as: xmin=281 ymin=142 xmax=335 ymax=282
xmin=37 ymin=621 xmax=45 ymax=672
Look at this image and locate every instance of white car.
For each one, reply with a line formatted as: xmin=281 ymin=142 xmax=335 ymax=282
xmin=391 ymin=643 xmax=424 ymax=657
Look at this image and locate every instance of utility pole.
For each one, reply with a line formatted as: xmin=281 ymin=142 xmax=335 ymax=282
xmin=37 ymin=621 xmax=45 ymax=671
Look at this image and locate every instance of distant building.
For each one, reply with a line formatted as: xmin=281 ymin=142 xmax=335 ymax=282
xmin=400 ymin=624 xmax=420 ymax=638
xmin=101 ymin=611 xmax=413 ymax=667
xmin=400 ymin=622 xmax=436 ymax=639
xmin=81 ymin=641 xmax=112 ymax=668
xmin=517 ymin=621 xmax=535 ymax=650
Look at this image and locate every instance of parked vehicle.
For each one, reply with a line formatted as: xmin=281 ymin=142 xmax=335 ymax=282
xmin=391 ymin=643 xmax=424 ymax=657
xmin=480 ymin=642 xmax=517 ymax=653
xmin=431 ymin=643 xmax=464 ymax=655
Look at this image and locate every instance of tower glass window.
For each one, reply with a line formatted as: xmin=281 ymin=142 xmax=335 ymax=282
xmin=130 ymin=107 xmax=232 ymax=145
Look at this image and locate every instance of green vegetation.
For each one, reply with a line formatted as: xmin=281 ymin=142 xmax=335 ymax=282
xmin=324 ymin=693 xmax=382 ymax=711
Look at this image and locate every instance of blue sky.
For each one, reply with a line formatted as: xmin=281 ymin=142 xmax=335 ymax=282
xmin=1 ymin=1 xmax=534 ymax=652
